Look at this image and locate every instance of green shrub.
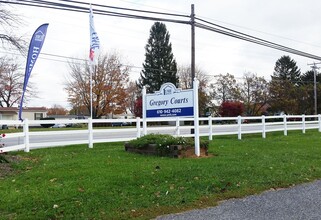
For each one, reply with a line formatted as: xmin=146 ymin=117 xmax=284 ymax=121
xmin=129 ymin=134 xmax=183 ymax=148
xmin=72 ymin=123 xmax=86 ymax=128
xmin=128 ymin=134 xmax=209 ymax=156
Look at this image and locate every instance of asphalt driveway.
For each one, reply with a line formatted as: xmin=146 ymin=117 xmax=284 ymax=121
xmin=156 ymin=180 xmax=321 ymax=220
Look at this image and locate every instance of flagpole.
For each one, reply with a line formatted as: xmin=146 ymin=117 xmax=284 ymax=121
xmin=90 ymin=65 xmax=93 ymax=119
xmin=89 ymin=4 xmax=99 ymax=149
xmin=89 ymin=63 xmax=93 ymax=148
xmin=89 ymin=4 xmax=100 ymax=119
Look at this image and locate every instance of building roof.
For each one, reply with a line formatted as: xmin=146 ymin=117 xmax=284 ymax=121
xmin=0 ymin=107 xmax=47 ymax=113
xmin=0 ymin=107 xmax=17 ymax=112
xmin=22 ymin=107 xmax=47 ymax=112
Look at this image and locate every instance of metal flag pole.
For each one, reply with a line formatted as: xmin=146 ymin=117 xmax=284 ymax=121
xmin=90 ymin=65 xmax=97 ymax=119
xmin=89 ymin=3 xmax=100 ymax=148
xmin=90 ymin=65 xmax=93 ymax=119
xmin=89 ymin=4 xmax=100 ymax=119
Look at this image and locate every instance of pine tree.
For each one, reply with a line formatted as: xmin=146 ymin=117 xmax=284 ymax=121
xmin=138 ymin=22 xmax=178 ymax=93
xmin=269 ymin=55 xmax=302 ymax=114
xmin=272 ymin=55 xmax=301 ymax=84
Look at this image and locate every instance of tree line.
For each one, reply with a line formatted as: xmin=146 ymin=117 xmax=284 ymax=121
xmin=64 ymin=23 xmax=321 ymax=118
xmin=0 ymin=5 xmax=320 ymax=117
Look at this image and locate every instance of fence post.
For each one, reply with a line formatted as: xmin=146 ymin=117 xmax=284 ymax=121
xmin=209 ymin=116 xmax=213 ymax=141
xmin=143 ymin=117 xmax=147 ymax=135
xmin=175 ymin=117 xmax=180 ymax=136
xmin=319 ymin=114 xmax=321 ymax=132
xmin=283 ymin=114 xmax=287 ymax=136
xmin=88 ymin=118 xmax=93 ymax=148
xmin=142 ymin=86 xmax=147 ymax=136
xmin=237 ymin=116 xmax=242 ymax=140
xmin=23 ymin=118 xmax=30 ymax=152
xmin=302 ymin=114 xmax=306 ymax=134
xmin=262 ymin=115 xmax=266 ymax=139
xmin=136 ymin=117 xmax=141 ymax=138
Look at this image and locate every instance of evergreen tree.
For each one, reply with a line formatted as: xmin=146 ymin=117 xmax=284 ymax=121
xmin=138 ymin=22 xmax=178 ymax=93
xmin=272 ymin=55 xmax=301 ymax=85
xmin=300 ymin=70 xmax=321 ymax=114
xmin=301 ymin=70 xmax=321 ymax=85
xmin=269 ymin=55 xmax=303 ymax=114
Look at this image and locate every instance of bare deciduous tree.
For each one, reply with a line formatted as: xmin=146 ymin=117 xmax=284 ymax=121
xmin=178 ymin=65 xmax=209 ymax=90
xmin=0 ymin=4 xmax=26 ymax=53
xmin=209 ymin=73 xmax=240 ymax=103
xmin=0 ymin=56 xmax=35 ymax=107
xmin=178 ymin=64 xmax=211 ymax=116
xmin=239 ymin=72 xmax=269 ymax=116
xmin=125 ymin=81 xmax=139 ymax=115
xmin=47 ymin=104 xmax=68 ymax=116
xmin=65 ymin=52 xmax=130 ymax=118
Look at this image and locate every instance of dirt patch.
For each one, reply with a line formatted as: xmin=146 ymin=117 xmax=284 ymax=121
xmin=179 ymin=147 xmax=214 ymax=158
xmin=0 ymin=154 xmax=22 ymax=179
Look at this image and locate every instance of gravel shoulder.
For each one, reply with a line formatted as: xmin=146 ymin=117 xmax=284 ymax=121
xmin=156 ymin=180 xmax=321 ymax=220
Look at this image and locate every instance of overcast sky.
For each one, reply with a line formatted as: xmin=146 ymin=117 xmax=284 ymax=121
xmin=2 ymin=0 xmax=321 ymax=109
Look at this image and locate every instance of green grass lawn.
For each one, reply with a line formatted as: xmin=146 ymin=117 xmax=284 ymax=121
xmin=1 ymin=130 xmax=321 ymax=219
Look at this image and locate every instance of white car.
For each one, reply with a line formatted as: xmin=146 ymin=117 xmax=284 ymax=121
xmin=52 ymin=124 xmax=66 ymax=128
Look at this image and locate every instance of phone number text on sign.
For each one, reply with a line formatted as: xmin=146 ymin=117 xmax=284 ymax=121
xmin=146 ymin=107 xmax=193 ymax=117
xmin=157 ymin=108 xmax=181 ymax=114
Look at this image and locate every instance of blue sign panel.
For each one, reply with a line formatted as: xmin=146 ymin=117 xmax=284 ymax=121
xmin=145 ymin=82 xmax=194 ymax=118
xmin=146 ymin=107 xmax=194 ymax=118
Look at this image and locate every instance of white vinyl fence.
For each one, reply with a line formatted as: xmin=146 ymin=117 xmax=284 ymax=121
xmin=1 ymin=114 xmax=321 ymax=153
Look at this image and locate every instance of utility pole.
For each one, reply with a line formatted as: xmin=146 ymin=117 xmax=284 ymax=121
xmin=190 ymin=4 xmax=195 ymax=88
xmin=307 ymin=62 xmax=321 ymax=115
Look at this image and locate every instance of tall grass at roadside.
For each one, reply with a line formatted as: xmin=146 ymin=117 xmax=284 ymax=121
xmin=1 ymin=130 xmax=321 ymax=219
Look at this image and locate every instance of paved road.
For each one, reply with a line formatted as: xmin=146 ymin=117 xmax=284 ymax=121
xmin=156 ymin=180 xmax=321 ymax=220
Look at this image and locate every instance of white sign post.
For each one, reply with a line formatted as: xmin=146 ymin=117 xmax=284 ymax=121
xmin=193 ymin=79 xmax=200 ymax=156
xmin=142 ymin=86 xmax=147 ymax=135
xmin=142 ymin=79 xmax=200 ymax=156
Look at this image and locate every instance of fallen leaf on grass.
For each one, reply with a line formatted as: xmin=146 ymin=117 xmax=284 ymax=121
xmin=155 ymin=191 xmax=161 ymax=197
xmin=50 ymin=178 xmax=57 ymax=182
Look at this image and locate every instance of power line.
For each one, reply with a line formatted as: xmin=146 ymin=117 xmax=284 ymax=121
xmin=196 ymin=15 xmax=321 ymax=50
xmin=2 ymin=1 xmax=321 ymax=66
xmin=0 ymin=49 xmax=181 ymax=76
xmin=57 ymin=0 xmax=190 ymax=18
xmin=1 ymin=0 xmax=190 ymax=24
xmin=0 ymin=50 xmax=86 ymax=64
xmin=194 ymin=21 xmax=321 ymax=61
xmin=41 ymin=52 xmax=87 ymax=61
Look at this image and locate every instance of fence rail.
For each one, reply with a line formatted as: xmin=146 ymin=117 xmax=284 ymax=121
xmin=1 ymin=114 xmax=321 ymax=153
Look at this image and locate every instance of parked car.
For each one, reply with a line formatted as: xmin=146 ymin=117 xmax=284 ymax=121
xmin=1 ymin=125 xmax=8 ymax=129
xmin=111 ymin=122 xmax=132 ymax=127
xmin=111 ymin=122 xmax=123 ymax=127
xmin=65 ymin=123 xmax=73 ymax=127
xmin=52 ymin=124 xmax=66 ymax=128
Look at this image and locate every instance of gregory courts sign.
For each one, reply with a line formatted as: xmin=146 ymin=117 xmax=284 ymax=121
xmin=145 ymin=83 xmax=194 ymax=117
xmin=142 ymin=80 xmax=201 ymax=157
